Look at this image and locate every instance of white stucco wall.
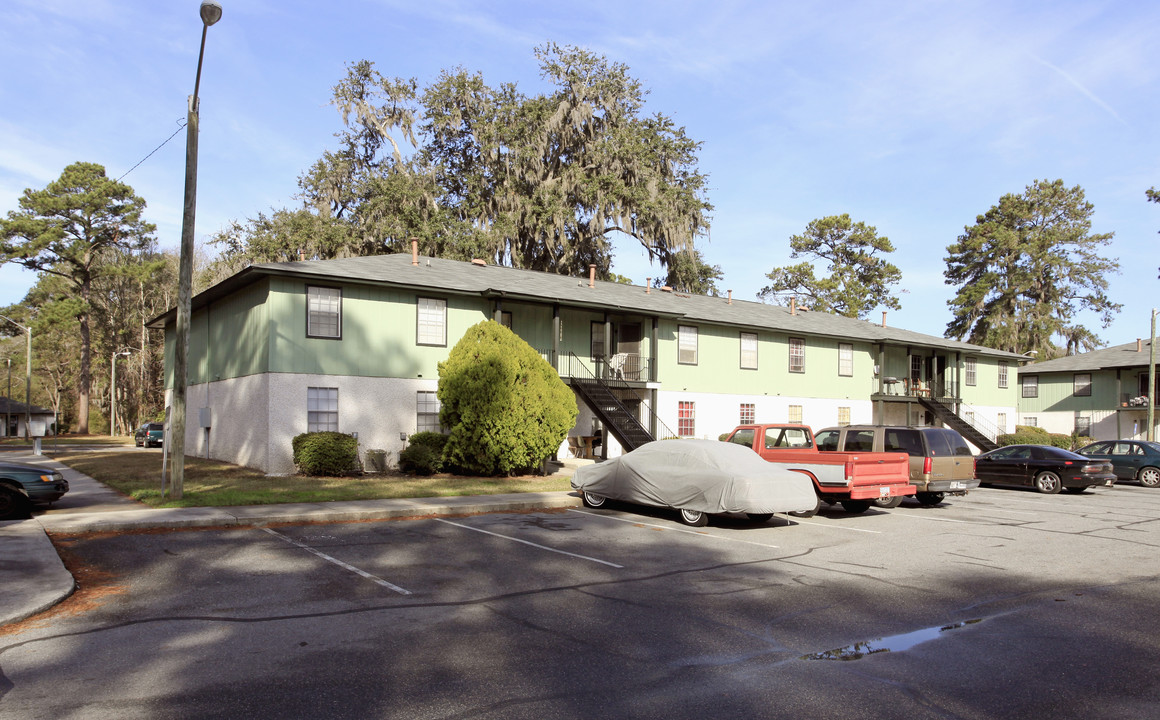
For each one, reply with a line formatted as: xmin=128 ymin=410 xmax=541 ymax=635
xmin=654 ymin=390 xmax=874 ymax=439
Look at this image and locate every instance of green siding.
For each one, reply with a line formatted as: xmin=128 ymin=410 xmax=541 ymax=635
xmin=164 ymin=280 xmax=271 ymax=388
xmin=1019 ymin=370 xmax=1122 ymax=413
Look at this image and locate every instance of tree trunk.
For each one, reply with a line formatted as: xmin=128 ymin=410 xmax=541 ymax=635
xmin=77 ymin=276 xmax=92 ymax=434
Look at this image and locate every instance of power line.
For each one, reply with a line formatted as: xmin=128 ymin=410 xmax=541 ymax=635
xmin=117 ymin=119 xmax=187 ymax=182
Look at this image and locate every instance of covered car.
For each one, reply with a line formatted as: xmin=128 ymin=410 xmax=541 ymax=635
xmin=571 ymin=438 xmax=817 ymax=526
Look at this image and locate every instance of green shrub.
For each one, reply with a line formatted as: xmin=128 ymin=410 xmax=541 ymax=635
xmin=291 ymin=431 xmax=361 ymax=476
xmin=997 ymin=432 xmax=1074 ymax=450
xmin=398 ymin=443 xmax=441 ymax=475
xmin=407 ymin=431 xmax=449 ymax=456
xmin=438 ymin=321 xmax=578 ymax=476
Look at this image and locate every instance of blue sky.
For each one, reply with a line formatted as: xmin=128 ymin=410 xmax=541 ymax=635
xmin=2 ymin=0 xmax=1157 ymax=347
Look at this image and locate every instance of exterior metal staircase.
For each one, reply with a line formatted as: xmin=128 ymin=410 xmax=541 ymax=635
xmin=916 ymin=395 xmax=1000 ymax=453
xmin=562 ymin=353 xmax=675 ymax=452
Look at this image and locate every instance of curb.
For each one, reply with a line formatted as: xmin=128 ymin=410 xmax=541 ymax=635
xmin=0 ymin=520 xmax=77 ymax=627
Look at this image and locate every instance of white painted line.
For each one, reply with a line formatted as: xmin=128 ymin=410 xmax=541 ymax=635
xmin=261 ymin=527 xmax=412 ymax=595
xmin=434 ymin=518 xmax=624 ymax=568
xmin=887 ymin=514 xmax=986 ymax=525
xmin=568 ymin=508 xmax=788 ymax=546
xmin=777 ymin=515 xmax=882 ymax=534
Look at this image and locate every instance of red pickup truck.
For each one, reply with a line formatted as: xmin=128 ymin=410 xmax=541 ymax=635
xmin=724 ymin=424 xmax=915 ymax=516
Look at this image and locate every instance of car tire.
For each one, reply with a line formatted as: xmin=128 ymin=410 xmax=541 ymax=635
xmin=581 ymin=491 xmax=606 ymax=508
xmin=1034 ymin=471 xmax=1062 ymax=495
xmin=678 ymin=508 xmax=708 ymax=527
xmin=0 ymin=487 xmax=32 ymax=521
xmin=1137 ymin=466 xmax=1160 ymax=488
xmin=841 ymin=499 xmax=871 ymax=514
xmin=873 ymin=495 xmax=903 ymax=509
xmin=915 ymin=492 xmax=945 ymax=506
xmin=788 ymin=494 xmax=821 ymax=519
xmin=745 ymin=513 xmax=774 ymax=523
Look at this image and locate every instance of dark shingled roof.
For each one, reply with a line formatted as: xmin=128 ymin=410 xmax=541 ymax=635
xmin=152 ymin=253 xmax=1025 ymax=360
xmin=1018 ymin=340 xmax=1156 ymax=374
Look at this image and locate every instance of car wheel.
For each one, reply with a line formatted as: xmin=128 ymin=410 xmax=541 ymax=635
xmin=840 ymin=499 xmax=871 ymax=514
xmin=915 ymin=492 xmax=945 ymax=506
xmin=873 ymin=495 xmax=903 ymax=508
xmin=581 ymin=491 xmax=606 ymax=508
xmin=678 ymin=508 xmax=708 ymax=527
xmin=745 ymin=513 xmax=774 ymax=523
xmin=1034 ymin=471 xmax=1062 ymax=495
xmin=0 ymin=487 xmax=32 ymax=521
xmin=1064 ymin=487 xmax=1088 ymax=494
xmin=1137 ymin=466 xmax=1160 ymax=488
xmin=788 ymin=494 xmax=821 ymax=519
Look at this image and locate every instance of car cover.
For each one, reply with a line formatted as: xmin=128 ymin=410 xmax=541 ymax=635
xmin=572 ymin=439 xmax=817 ymax=515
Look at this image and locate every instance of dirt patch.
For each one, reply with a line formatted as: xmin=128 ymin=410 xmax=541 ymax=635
xmin=0 ymin=538 xmax=127 ymax=635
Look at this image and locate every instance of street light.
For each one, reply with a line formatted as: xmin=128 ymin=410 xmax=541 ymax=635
xmin=172 ymin=1 xmax=222 ymax=500
xmin=110 ymin=350 xmax=132 ymax=437
xmin=0 ymin=314 xmax=31 ymax=439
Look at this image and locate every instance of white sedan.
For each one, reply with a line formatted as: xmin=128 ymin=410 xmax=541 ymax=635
xmin=571 ymin=439 xmax=817 ymax=526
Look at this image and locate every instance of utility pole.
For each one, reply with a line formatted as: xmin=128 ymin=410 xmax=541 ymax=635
xmin=1149 ymin=309 xmax=1156 ymax=442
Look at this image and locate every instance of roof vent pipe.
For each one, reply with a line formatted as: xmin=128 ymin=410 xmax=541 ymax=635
xmin=790 ymin=298 xmax=796 ymax=316
xmin=298 ymin=250 xmax=305 ymax=262
xmin=646 ymin=278 xmax=651 ymax=294
xmin=727 ymin=290 xmax=733 ymax=305
xmin=1139 ymin=338 xmax=1143 ymax=352
xmin=411 ymin=238 xmax=418 ymax=266
xmin=882 ymin=311 xmax=887 ymax=328
xmin=589 ymin=264 xmax=596 ymax=289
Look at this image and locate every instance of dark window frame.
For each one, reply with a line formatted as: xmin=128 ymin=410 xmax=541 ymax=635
xmin=789 ymin=337 xmax=805 ymax=374
xmin=1074 ymin=373 xmax=1092 ymax=397
xmin=306 ymin=285 xmax=342 ymax=340
xmin=1022 ymin=375 xmax=1039 ymax=398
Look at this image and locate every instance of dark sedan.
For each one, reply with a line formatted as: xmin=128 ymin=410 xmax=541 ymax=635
xmin=976 ymin=444 xmax=1116 ymax=494
xmin=0 ymin=461 xmax=70 ymax=520
xmin=1077 ymin=440 xmax=1160 ymax=488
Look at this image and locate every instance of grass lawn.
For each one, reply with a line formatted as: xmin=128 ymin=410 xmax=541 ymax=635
xmin=1 ymin=435 xmax=134 ymax=447
xmin=48 ymin=450 xmax=574 ymax=509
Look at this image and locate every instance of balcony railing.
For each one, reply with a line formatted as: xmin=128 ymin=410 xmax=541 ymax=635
xmin=537 ymin=350 xmax=652 ymax=382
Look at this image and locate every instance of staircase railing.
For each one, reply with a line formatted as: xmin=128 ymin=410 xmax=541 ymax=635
xmin=560 ymin=352 xmax=677 ymax=442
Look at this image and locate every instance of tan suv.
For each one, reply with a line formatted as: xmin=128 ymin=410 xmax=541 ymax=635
xmin=814 ymin=425 xmax=978 ymax=507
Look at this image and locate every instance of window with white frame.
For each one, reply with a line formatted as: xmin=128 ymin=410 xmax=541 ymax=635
xmin=417 ymin=297 xmax=447 ymax=346
xmin=740 ymin=332 xmax=758 ymax=370
xmin=998 ymin=361 xmax=1009 ymax=389
xmin=1022 ymin=375 xmax=1038 ymax=398
xmin=838 ymin=343 xmax=853 ymax=377
xmin=417 ymin=391 xmax=442 ymax=433
xmin=788 ymin=405 xmax=803 ymax=424
xmin=1074 ymin=373 xmax=1091 ymax=397
xmin=1024 ymin=416 xmax=1038 ymax=427
xmin=307 ymin=387 xmax=338 ymax=432
xmin=837 ymin=407 xmax=851 ymax=426
xmin=307 ymin=286 xmax=341 ymax=338
xmin=739 ymin=403 xmax=755 ymax=425
xmin=678 ymin=325 xmax=698 ymax=365
xmin=678 ymin=401 xmax=696 ymax=437
xmin=965 ymin=357 xmax=977 ymax=386
xmin=997 ymin=412 xmax=1007 ymax=434
xmin=789 ymin=338 xmax=805 ymax=373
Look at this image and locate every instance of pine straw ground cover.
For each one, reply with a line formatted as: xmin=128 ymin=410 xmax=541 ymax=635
xmin=48 ymin=449 xmax=572 ymax=509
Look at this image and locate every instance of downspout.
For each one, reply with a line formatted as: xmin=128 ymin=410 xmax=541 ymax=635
xmin=1115 ymin=369 xmax=1121 ymax=439
xmin=603 ymin=315 xmax=612 ymax=380
xmin=875 ymin=343 xmax=885 ymax=424
xmin=552 ymin=304 xmax=560 ymax=374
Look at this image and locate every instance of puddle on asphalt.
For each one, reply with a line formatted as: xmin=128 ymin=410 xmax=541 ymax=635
xmin=802 ymin=619 xmax=984 ymax=661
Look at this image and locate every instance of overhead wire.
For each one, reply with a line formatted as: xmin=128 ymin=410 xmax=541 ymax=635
xmin=117 ymin=118 xmax=187 ymax=182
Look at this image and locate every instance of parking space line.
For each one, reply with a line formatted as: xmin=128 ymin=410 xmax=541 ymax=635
xmin=433 ymin=518 xmax=624 ymax=568
xmin=260 ymin=528 xmax=412 ymax=595
xmin=568 ymin=508 xmax=787 ymax=547
xmin=779 ymin=516 xmax=881 ymax=534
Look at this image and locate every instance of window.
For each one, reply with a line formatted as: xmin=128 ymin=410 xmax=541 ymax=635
xmin=591 ymin=321 xmax=606 ymax=359
xmin=307 ymin=387 xmax=338 ymax=432
xmin=1074 ymin=413 xmax=1091 ymax=437
xmin=729 ymin=428 xmax=755 ymax=447
xmin=1024 ymin=416 xmax=1037 ymax=427
xmin=417 ymin=391 xmax=442 ymax=433
xmin=788 ymin=405 xmax=803 ymax=424
xmin=1074 ymin=373 xmax=1091 ymax=397
xmin=307 ymin=286 xmax=341 ymax=338
xmin=910 ymin=356 xmax=923 ymax=383
xmin=789 ymin=338 xmax=805 ymax=373
xmin=815 ymin=429 xmax=839 ymax=451
xmin=1022 ymin=375 xmax=1038 ymax=398
xmin=417 ymin=297 xmax=447 ymax=346
xmin=838 ymin=343 xmax=853 ymax=377
xmin=996 ymin=412 xmax=1007 ymax=434
xmin=965 ymin=358 xmax=977 ymax=386
xmin=837 ymin=406 xmax=851 ymax=426
xmin=678 ymin=401 xmax=696 ymax=437
xmin=998 ymin=361 xmax=1009 ymax=389
xmin=678 ymin=325 xmax=698 ymax=365
xmin=739 ymin=403 xmax=755 ymax=425
xmin=846 ymin=429 xmax=874 ymax=451
xmin=740 ymin=332 xmax=758 ymax=370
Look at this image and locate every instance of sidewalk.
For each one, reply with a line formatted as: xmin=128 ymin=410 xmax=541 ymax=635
xmin=1 ymin=453 xmax=586 ymax=627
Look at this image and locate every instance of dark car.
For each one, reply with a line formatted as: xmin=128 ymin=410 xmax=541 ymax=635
xmin=134 ymin=422 xmax=164 ymax=448
xmin=1076 ymin=440 xmax=1160 ymax=488
xmin=976 ymin=445 xmax=1116 ymax=494
xmin=0 ymin=461 xmax=70 ymax=520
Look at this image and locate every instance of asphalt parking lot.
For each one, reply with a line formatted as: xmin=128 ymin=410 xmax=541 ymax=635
xmin=2 ymin=484 xmax=1159 ymax=719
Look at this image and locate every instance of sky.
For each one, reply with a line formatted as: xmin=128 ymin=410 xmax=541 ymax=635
xmin=1 ymin=0 xmax=1157 ymax=348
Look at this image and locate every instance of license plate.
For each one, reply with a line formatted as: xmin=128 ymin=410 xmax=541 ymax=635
xmin=879 ymin=487 xmax=891 ymax=497
xmin=949 ymin=481 xmax=965 ymax=490
xmin=1105 ymin=479 xmax=1114 ymax=487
